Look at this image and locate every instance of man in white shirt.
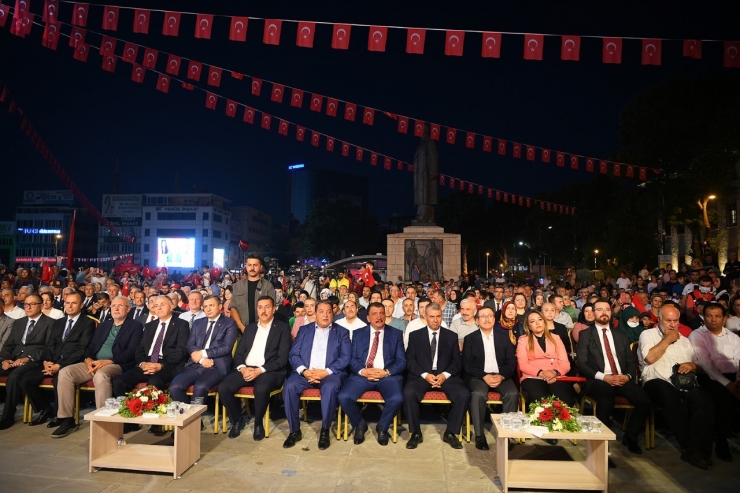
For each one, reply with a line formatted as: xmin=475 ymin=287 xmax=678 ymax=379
xmin=449 ymin=298 xmax=478 ymax=351
xmin=335 ymin=299 xmax=367 ymax=340
xmin=550 ymin=294 xmax=575 ymax=330
xmin=178 ymin=291 xmax=206 ymax=328
xmin=726 ymin=296 xmax=740 ymax=333
xmin=1 ymin=289 xmax=25 ymax=320
xmin=688 ymin=303 xmax=740 ymax=462
xmin=616 ymin=271 xmax=632 ymax=291
xmin=404 ymin=298 xmax=448 ymax=349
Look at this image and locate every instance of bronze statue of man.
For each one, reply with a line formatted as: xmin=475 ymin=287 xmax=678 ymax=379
xmin=412 ymin=124 xmax=439 ymax=224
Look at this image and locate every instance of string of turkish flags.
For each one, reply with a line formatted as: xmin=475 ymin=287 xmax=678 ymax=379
xmin=0 ymin=77 xmax=133 ymax=240
xmin=14 ymin=0 xmax=739 ymax=68
xmin=4 ymin=5 xmax=663 ymax=182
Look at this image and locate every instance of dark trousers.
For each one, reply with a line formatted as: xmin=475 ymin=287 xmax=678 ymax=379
xmin=521 ymin=378 xmax=577 ymax=407
xmin=403 ymin=374 xmax=469 ymax=435
xmin=283 ymin=371 xmax=347 ymax=433
xmin=18 ymin=367 xmax=59 ymax=413
xmin=338 ymin=374 xmax=404 ymax=432
xmin=465 ymin=376 xmax=518 ymax=437
xmin=699 ymin=374 xmax=738 ymax=441
xmin=585 ymin=379 xmax=651 ymax=442
xmin=112 ymin=365 xmax=178 ymax=397
xmin=168 ymin=366 xmax=225 ymax=403
xmin=644 ymin=378 xmax=714 ymax=455
xmin=219 ymin=370 xmax=285 ymax=426
xmin=0 ymin=363 xmax=39 ymax=421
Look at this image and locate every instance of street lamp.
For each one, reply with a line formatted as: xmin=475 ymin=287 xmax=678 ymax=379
xmin=486 ymin=252 xmax=489 ymax=276
xmin=55 ymin=234 xmax=62 ymax=258
xmin=594 ymin=249 xmax=599 ymax=269
xmin=697 ymin=194 xmax=716 ymax=256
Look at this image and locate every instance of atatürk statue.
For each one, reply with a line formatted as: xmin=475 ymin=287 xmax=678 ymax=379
xmin=412 ymin=124 xmax=439 ymax=224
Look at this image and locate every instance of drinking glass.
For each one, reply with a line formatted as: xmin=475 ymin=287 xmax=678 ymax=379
xmin=166 ymin=404 xmax=177 ymax=418
xmin=511 ymin=417 xmax=522 ymax=431
xmin=520 ymin=416 xmax=531 ymax=429
xmin=591 ymin=419 xmax=602 ymax=433
xmin=501 ymin=414 xmax=513 ymax=429
xmin=191 ymin=397 xmax=205 ymax=406
xmin=105 ymin=398 xmax=117 ymax=410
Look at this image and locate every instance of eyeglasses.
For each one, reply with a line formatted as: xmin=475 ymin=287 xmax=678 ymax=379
xmin=23 ymin=302 xmax=42 ymax=308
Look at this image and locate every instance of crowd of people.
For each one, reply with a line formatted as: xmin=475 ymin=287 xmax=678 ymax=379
xmin=0 ymin=251 xmax=738 ymax=470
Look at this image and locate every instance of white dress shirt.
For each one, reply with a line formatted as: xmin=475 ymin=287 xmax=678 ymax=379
xmin=726 ymin=316 xmax=740 ymax=333
xmin=296 ymin=325 xmax=333 ymax=375
xmin=360 ymin=328 xmax=385 ymax=375
xmin=242 ymin=318 xmax=272 ymax=372
xmin=639 ymin=327 xmax=698 ymax=384
xmin=5 ymin=306 xmax=25 ymax=320
xmin=594 ymin=324 xmax=623 ymax=380
xmin=179 ymin=310 xmax=206 ymax=324
xmin=200 ymin=315 xmax=220 ymax=360
xmin=689 ymin=326 xmax=740 ymax=387
xmin=147 ymin=317 xmax=172 ymax=359
xmin=334 ymin=317 xmax=367 ymax=341
xmin=45 ymin=308 xmax=65 ymax=320
xmin=420 ymin=327 xmax=451 ymax=380
xmin=481 ymin=330 xmax=500 ymax=374
xmin=403 ymin=318 xmax=448 ymax=349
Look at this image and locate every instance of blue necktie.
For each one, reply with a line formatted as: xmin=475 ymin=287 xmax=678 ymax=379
xmin=22 ymin=320 xmax=36 ymax=344
xmin=63 ymin=318 xmax=74 ymax=341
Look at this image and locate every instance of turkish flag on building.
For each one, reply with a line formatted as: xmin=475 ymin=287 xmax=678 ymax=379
xmin=446 ymin=128 xmax=456 ymax=144
xmin=166 ymin=55 xmax=181 ymax=75
xmin=363 ymin=108 xmax=375 ymax=125
xmin=511 ymin=194 xmax=516 ymax=203
xmin=482 ymin=136 xmax=492 ymax=152
xmin=143 ymin=48 xmax=157 ymax=69
xmin=332 ymin=24 xmax=351 ymax=49
xmin=156 ymin=74 xmax=170 ymax=93
xmin=230 ymin=17 xmax=248 ymax=41
xmin=133 ymin=9 xmax=150 ymax=34
xmin=278 ymin=119 xmax=289 ymax=135
xmin=0 ymin=6 xmax=9 ymax=28
xmin=368 ymin=26 xmax=388 ymax=51
xmin=261 ymin=113 xmax=272 ymax=129
xmin=641 ymin=39 xmax=661 ymax=65
xmin=481 ymin=32 xmax=502 ymax=58
xmin=599 ymin=160 xmax=608 ymax=174
xmin=73 ymin=43 xmax=89 ymax=62
xmin=586 ymin=157 xmax=595 ymax=172
xmin=430 ymin=124 xmax=440 ymax=140
xmin=310 ymin=131 xmax=320 ymax=146
xmin=195 ymin=14 xmax=213 ymax=39
xmin=327 ymin=137 xmax=335 ymax=152
xmin=477 ymin=185 xmax=483 ymax=195
xmin=295 ymin=126 xmax=305 ymax=141
xmin=226 ymin=100 xmax=238 ymax=117
xmin=370 ymin=153 xmax=378 ymax=165
xmin=271 ymin=83 xmax=284 ymax=102
xmin=69 ymin=27 xmax=85 ymax=48
xmin=263 ymin=19 xmax=282 ymax=45
xmin=398 ymin=116 xmax=409 ymax=134
xmin=542 ymin=149 xmax=551 ymax=162
xmin=626 ymin=164 xmax=635 ymax=177
xmin=231 ymin=71 xmax=243 ymax=79
xmin=43 ymin=1 xmax=58 ymax=22
xmin=122 ymin=43 xmax=137 ymax=63
xmin=187 ymin=61 xmax=202 ymax=81
xmin=163 ymin=12 xmax=180 ymax=36
xmin=487 ymin=188 xmax=493 ymax=198
xmin=341 ymin=142 xmax=350 ymax=156
xmin=639 ymin=167 xmax=647 ymax=180
xmin=310 ymin=94 xmax=323 ymax=112
xmin=414 ymin=120 xmax=424 ymax=137
xmin=466 ymin=133 xmax=475 ymax=149
xmin=449 ymin=178 xmax=456 ymax=189
xmin=406 ymin=28 xmax=426 ymax=54
xmin=445 ymin=30 xmax=464 ymax=56
xmin=384 ymin=157 xmax=392 ymax=170
xmin=512 ymin=143 xmax=521 ymax=158
xmin=251 ymin=78 xmax=262 ymax=96
xmin=42 ymin=21 xmax=60 ymax=50
xmin=603 ymin=38 xmax=622 ymax=63
xmin=72 ymin=3 xmax=88 ymax=27
xmin=524 ymin=34 xmax=544 ymax=60
xmin=102 ymin=55 xmax=117 ymax=73
xmin=290 ymin=89 xmax=304 ymax=107
xmin=526 ymin=145 xmax=535 ymax=161
xmin=208 ymin=67 xmax=222 ymax=87
xmin=556 ymin=152 xmax=565 ymax=166
xmin=102 ymin=6 xmax=118 ymax=31
xmin=570 ymin=155 xmax=579 ymax=169
xmin=526 ymin=198 xmax=531 ymax=207
xmin=440 ymin=175 xmax=446 ymax=186
xmin=243 ymin=107 xmax=255 ymax=124
xmin=724 ymin=41 xmax=740 ymax=68
xmin=561 ymin=35 xmax=580 ymax=61
xmin=296 ymin=22 xmax=315 ymax=48
xmin=326 ymin=98 xmax=339 ymax=116
xmin=498 ymin=139 xmax=506 ymax=155
xmin=503 ymin=193 xmax=509 ymax=203
xmin=683 ymin=40 xmax=701 ymax=59
xmin=205 ymin=93 xmax=218 ymax=110
xmin=613 ymin=163 xmax=621 ymax=176
xmin=468 ymin=183 xmax=474 ymax=193
xmin=396 ymin=160 xmax=403 ymax=170
xmin=344 ymin=103 xmax=357 ymax=121
xmin=131 ymin=64 xmax=145 ymax=83
xmin=356 ymin=148 xmax=364 ymax=161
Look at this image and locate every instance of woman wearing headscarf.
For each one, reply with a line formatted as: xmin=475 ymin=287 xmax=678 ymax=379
xmin=513 ymin=293 xmax=528 ymax=325
xmin=571 ymin=303 xmax=594 ymax=343
xmin=618 ymin=305 xmax=643 ymax=343
xmin=494 ymin=301 xmax=523 ymax=345
xmin=530 ymin=293 xmax=545 ymax=311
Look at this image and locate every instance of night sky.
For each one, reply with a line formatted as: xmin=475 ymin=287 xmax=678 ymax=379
xmin=1 ymin=0 xmax=737 ymax=224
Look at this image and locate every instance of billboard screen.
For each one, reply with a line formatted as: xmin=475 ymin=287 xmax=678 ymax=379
xmin=156 ymin=238 xmax=195 ymax=268
xmin=213 ymin=248 xmax=225 ymax=267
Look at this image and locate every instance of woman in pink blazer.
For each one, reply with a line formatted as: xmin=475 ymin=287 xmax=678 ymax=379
xmin=516 ymin=311 xmax=576 ymax=407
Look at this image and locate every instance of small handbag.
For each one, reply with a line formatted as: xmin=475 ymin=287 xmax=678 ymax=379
xmin=670 ymin=363 xmax=698 ymax=392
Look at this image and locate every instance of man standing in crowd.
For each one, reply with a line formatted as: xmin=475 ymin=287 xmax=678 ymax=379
xmin=231 ymin=254 xmax=276 ymax=333
xmin=431 ymin=289 xmax=458 ymax=327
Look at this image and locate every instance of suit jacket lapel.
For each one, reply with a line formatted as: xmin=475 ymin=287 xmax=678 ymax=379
xmin=263 ymin=320 xmax=277 ymax=351
xmin=243 ymin=323 xmax=257 ymax=352
xmin=382 ymin=328 xmax=391 ymax=361
xmin=325 ymin=325 xmax=337 ymax=368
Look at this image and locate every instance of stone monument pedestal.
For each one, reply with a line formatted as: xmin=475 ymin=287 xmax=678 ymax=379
xmin=387 ymin=225 xmax=461 ymax=283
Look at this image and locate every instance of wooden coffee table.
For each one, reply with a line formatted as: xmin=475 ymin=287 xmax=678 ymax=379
xmin=491 ymin=414 xmax=616 ymax=493
xmin=84 ymin=405 xmax=206 ymax=479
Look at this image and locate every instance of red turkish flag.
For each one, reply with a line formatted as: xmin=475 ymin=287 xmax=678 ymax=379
xmin=166 ymin=55 xmax=181 ymax=75
xmin=487 ymin=188 xmax=492 ymax=199
xmin=278 ymin=119 xmax=289 ymax=135
xmin=243 ymin=107 xmax=255 ymax=124
xmin=102 ymin=6 xmax=118 ymax=31
xmin=724 ymin=42 xmax=740 ymax=68
xmin=613 ymin=163 xmax=621 ymax=176
xmin=344 ymin=103 xmax=357 ymax=121
xmin=477 ymin=185 xmax=483 ymax=195
xmin=406 ymin=28 xmax=426 ymax=54
xmin=143 ymin=48 xmax=157 ymax=69
xmin=69 ymin=27 xmax=85 ymax=48
xmin=384 ymin=157 xmax=392 ymax=170
xmin=332 ymin=24 xmax=351 ymax=49
xmin=547 ymin=203 xmax=552 ymax=212
xmin=309 ymin=131 xmax=319 ymax=147
xmin=122 ymin=43 xmax=137 ymax=63
xmin=482 ymin=136 xmax=492 ymax=152
xmin=440 ymin=175 xmax=446 ymax=186
xmin=195 ymin=14 xmax=213 ymax=39
xmin=603 ymin=38 xmax=622 ymax=64
xmin=131 ymin=64 xmax=145 ymax=83
xmin=261 ymin=113 xmax=272 ymax=130
xmin=291 ymin=89 xmax=304 ymax=107
xmin=327 ymin=137 xmax=335 ymax=152
xmin=42 ymin=21 xmax=60 ymax=50
xmin=226 ymin=100 xmax=238 ymax=117
xmin=449 ymin=178 xmax=456 ymax=189
xmin=641 ymin=39 xmax=661 ymax=65
xmin=511 ymin=194 xmax=516 ymax=203
xmin=561 ymin=35 xmax=580 ymax=61
xmin=498 ymin=139 xmax=506 ymax=155
xmin=368 ymin=26 xmax=388 ymax=52
xmin=43 ymin=1 xmax=58 ymax=22
xmin=72 ymin=3 xmax=88 ymax=27
xmin=586 ymin=157 xmax=595 ymax=172
xmin=512 ymin=143 xmax=521 ymax=158
xmin=251 ymin=78 xmax=262 ymax=96
xmin=526 ymin=198 xmax=531 ymax=207
xmin=263 ymin=19 xmax=282 ymax=45
xmin=295 ymin=126 xmax=305 ymax=141
xmin=183 ymin=82 xmax=195 ymax=91
xmin=205 ymin=93 xmax=218 ymax=110
xmin=542 ymin=149 xmax=551 ymax=162
xmin=363 ymin=108 xmax=375 ymax=125
xmin=0 ymin=6 xmax=9 ymax=28
xmin=207 ymin=67 xmax=222 ymax=87
xmin=271 ymin=83 xmax=284 ymax=102
xmin=414 ymin=120 xmax=424 ymax=137
xmin=503 ymin=193 xmax=509 ymax=203
xmin=73 ymin=43 xmax=89 ymax=62
xmin=626 ymin=164 xmax=635 ymax=177
xmin=230 ymin=17 xmax=248 ymax=41
xmin=398 ymin=116 xmax=409 ymax=134
xmin=162 ymin=12 xmax=180 ymax=36
xmin=231 ymin=72 xmax=243 ymax=80
xmin=296 ymin=22 xmax=315 ymax=48
xmin=445 ymin=30 xmax=464 ymax=56
xmin=187 ymin=61 xmax=202 ymax=81
xmin=466 ymin=133 xmax=475 ymax=149
xmin=524 ymin=34 xmax=544 ymax=60
xmin=599 ymin=160 xmax=608 ymax=174
xmin=570 ymin=155 xmax=579 ymax=169
xmin=356 ymin=148 xmax=364 ymax=161
xmin=341 ymin=142 xmax=350 ymax=156
xmin=496 ymin=190 xmax=501 ymax=201
xmin=639 ymin=167 xmax=647 ymax=180
xmin=526 ymin=145 xmax=535 ymax=161
xmin=326 ymin=98 xmax=339 ymax=116
xmin=555 ymin=152 xmax=565 ymax=167
xmin=683 ymin=40 xmax=701 ymax=59
xmin=481 ymin=32 xmax=502 ymax=58
xmin=468 ymin=183 xmax=474 ymax=193
xmin=370 ymin=153 xmax=378 ymax=166
xmin=133 ymin=9 xmax=150 ymax=34
xmin=430 ymin=124 xmax=440 ymax=140
xmin=102 ymin=55 xmax=117 ymax=73
xmin=446 ymin=128 xmax=456 ymax=144
xmin=156 ymin=74 xmax=170 ymax=93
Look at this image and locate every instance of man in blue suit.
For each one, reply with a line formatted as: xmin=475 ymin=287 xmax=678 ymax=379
xmin=283 ymin=300 xmax=351 ymax=450
xmin=338 ymin=302 xmax=406 ymax=445
xmin=169 ymin=295 xmax=237 ymax=404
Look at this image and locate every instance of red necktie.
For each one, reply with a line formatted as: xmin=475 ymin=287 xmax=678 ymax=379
xmin=366 ymin=331 xmax=380 ymax=368
xmin=602 ymin=328 xmax=619 ymax=375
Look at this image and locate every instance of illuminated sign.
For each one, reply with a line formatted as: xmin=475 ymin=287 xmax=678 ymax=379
xmin=288 ymin=164 xmax=305 ymax=171
xmin=18 ymin=228 xmax=62 ymax=235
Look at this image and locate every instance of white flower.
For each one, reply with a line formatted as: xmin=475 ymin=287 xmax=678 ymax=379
xmin=543 ymin=403 xmax=551 ymax=408
xmin=140 ymin=396 xmax=149 ymax=403
xmin=552 ymin=419 xmax=563 ymax=431
xmin=534 ymin=406 xmax=544 ymax=415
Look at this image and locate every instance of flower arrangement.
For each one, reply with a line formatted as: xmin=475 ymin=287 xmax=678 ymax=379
xmin=118 ymin=385 xmax=171 ymax=418
xmin=527 ymin=395 xmax=581 ymax=433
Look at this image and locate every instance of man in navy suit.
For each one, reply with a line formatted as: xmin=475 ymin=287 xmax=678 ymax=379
xmin=128 ymin=291 xmax=149 ymax=325
xmin=219 ymin=296 xmax=291 ymax=440
xmin=338 ymin=302 xmax=406 ymax=445
xmin=169 ymin=295 xmax=237 ymax=405
xmin=283 ymin=300 xmax=351 ymax=450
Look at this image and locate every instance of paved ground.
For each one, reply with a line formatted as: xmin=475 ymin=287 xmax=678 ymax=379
xmin=0 ymin=400 xmax=737 ymax=493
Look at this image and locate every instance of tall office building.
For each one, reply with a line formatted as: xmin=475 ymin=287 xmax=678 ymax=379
xmin=288 ymin=164 xmax=369 ymax=224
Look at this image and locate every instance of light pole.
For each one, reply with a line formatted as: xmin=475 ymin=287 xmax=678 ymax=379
xmin=594 ymin=249 xmax=599 ymax=269
xmin=697 ymin=194 xmax=716 ymax=255
xmin=55 ymin=234 xmax=62 ymax=258
xmin=486 ymin=252 xmax=489 ymax=277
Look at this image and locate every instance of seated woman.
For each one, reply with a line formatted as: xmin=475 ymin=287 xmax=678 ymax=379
xmin=495 ymin=301 xmax=524 ymax=346
xmin=572 ymin=302 xmax=594 ymax=344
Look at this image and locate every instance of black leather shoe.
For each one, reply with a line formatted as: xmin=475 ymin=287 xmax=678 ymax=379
xmin=716 ymin=439 xmax=732 ymax=462
xmin=0 ymin=419 xmax=14 ymax=430
xmin=47 ymin=417 xmax=61 ymax=428
xmin=353 ymin=420 xmax=368 ymax=445
xmin=377 ymin=428 xmax=390 ymax=446
xmin=318 ymin=427 xmax=331 ymax=450
xmin=406 ymin=432 xmax=423 ymax=449
xmin=443 ymin=430 xmax=463 ymax=450
xmin=622 ymin=435 xmax=642 ymax=455
xmin=228 ymin=419 xmax=244 ymax=439
xmin=475 ymin=436 xmax=489 ymax=450
xmin=51 ymin=419 xmax=78 ymax=439
xmin=30 ymin=407 xmax=55 ymax=426
xmin=253 ymin=422 xmax=265 ymax=441
xmin=283 ymin=430 xmax=303 ymax=448
xmin=123 ymin=424 xmax=141 ymax=434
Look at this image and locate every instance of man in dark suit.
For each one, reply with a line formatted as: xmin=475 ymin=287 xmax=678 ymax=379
xmin=283 ymin=300 xmax=351 ymax=450
xmin=577 ymin=299 xmax=651 ymax=457
xmin=462 ymin=306 xmax=518 ymax=450
xmin=0 ymin=294 xmax=56 ymax=429
xmin=483 ymin=285 xmax=505 ymax=314
xmin=170 ymin=295 xmax=237 ymax=405
xmin=128 ymin=290 xmax=149 ymax=324
xmin=404 ymin=302 xmax=469 ymax=450
xmin=21 ymin=291 xmax=96 ymax=427
xmin=50 ymin=295 xmax=144 ymax=437
xmin=51 ymin=280 xmax=65 ymax=310
xmin=338 ymin=302 xmax=406 ymax=446
xmin=89 ymin=293 xmax=112 ymax=324
xmin=219 ymin=296 xmax=291 ymax=440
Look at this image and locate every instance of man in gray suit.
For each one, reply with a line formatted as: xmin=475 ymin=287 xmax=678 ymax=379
xmin=0 ymin=303 xmax=14 ymax=353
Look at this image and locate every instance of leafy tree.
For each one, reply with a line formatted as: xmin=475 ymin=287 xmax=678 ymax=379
xmin=299 ymin=198 xmax=379 ymax=260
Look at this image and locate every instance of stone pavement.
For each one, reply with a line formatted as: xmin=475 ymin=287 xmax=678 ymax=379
xmin=0 ymin=401 xmax=737 ymax=493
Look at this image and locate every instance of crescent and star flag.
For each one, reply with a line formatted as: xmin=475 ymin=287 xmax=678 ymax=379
xmin=326 ymin=98 xmax=339 ymax=116
xmin=398 ymin=116 xmax=409 ymax=134
xmin=561 ymin=35 xmax=580 ymax=61
xmin=430 ymin=124 xmax=440 ymax=140
xmin=133 ymin=9 xmax=150 ymax=34
xmin=570 ymin=155 xmax=579 ymax=169
xmin=291 ymin=88 xmax=304 ymax=107
xmin=586 ymin=157 xmax=595 ymax=172
xmin=503 ymin=193 xmax=509 ymax=203
xmin=683 ymin=39 xmax=701 ymax=59
xmin=445 ymin=30 xmax=464 ymax=56
xmin=72 ymin=3 xmax=87 ymax=27
xmin=512 ymin=143 xmax=521 ymax=158
xmin=310 ymin=94 xmax=323 ymax=112
xmin=724 ymin=41 xmax=740 ymax=68
xmin=341 ymin=142 xmax=350 ymax=156
xmin=187 ymin=61 xmax=202 ymax=81
xmin=231 ymin=71 xmax=243 ymax=79
xmin=384 ymin=157 xmax=391 ymax=170
xmin=406 ymin=28 xmax=426 ymax=54
xmin=542 ymin=149 xmax=551 ymax=162
xmin=271 ymin=83 xmax=284 ymax=102
xmin=639 ymin=167 xmax=647 ymax=180
xmin=613 ymin=163 xmax=621 ymax=176
xmin=295 ymin=125 xmax=305 ymax=140
xmin=195 ymin=14 xmax=213 ymax=39
xmin=481 ymin=32 xmax=502 ymax=58
xmin=102 ymin=6 xmax=118 ymax=30
xmin=626 ymin=165 xmax=635 ymax=177
xmin=43 ymin=1 xmax=58 ymax=22
xmin=122 ymin=42 xmax=137 ymax=63
xmin=362 ymin=108 xmax=375 ymax=125
xmin=230 ymin=17 xmax=248 ymax=41
xmin=208 ymin=67 xmax=222 ymax=87
xmin=602 ymin=37 xmax=622 ymax=63
xmin=327 ymin=137 xmax=335 ymax=151
xmin=414 ymin=120 xmax=424 ymax=136
xmin=332 ymin=24 xmax=351 ymax=49
xmin=468 ymin=183 xmax=474 ymax=193
xmin=42 ymin=21 xmax=60 ymax=50
xmin=449 ymin=178 xmax=456 ymax=188
xmin=251 ymin=78 xmax=262 ymax=95
xmin=205 ymin=93 xmax=218 ymax=110
xmin=102 ymin=55 xmax=117 ymax=73
xmin=496 ymin=190 xmax=501 ymax=201
xmin=641 ymin=39 xmax=661 ymax=65
xmin=278 ymin=119 xmax=289 ymax=135
xmin=226 ymin=100 xmax=237 ymax=117
xmin=487 ymin=188 xmax=493 ymax=198
xmin=446 ymin=128 xmax=456 ymax=144
xmin=368 ymin=26 xmax=388 ymax=51
xmin=263 ymin=19 xmax=282 ymax=45
xmin=523 ymin=34 xmax=544 ymax=60
xmin=599 ymin=160 xmax=608 ymax=173
xmin=143 ymin=48 xmax=157 ymax=68
xmin=166 ymin=55 xmax=181 ymax=75
xmin=466 ymin=132 xmax=475 ymax=148
xmin=73 ymin=43 xmax=89 ymax=62
xmin=156 ymin=74 xmax=170 ymax=93
xmin=398 ymin=160 xmax=405 ymax=170
xmin=296 ymin=21 xmax=315 ymax=47
xmin=344 ymin=102 xmax=356 ymax=121
xmin=526 ymin=198 xmax=531 ymax=207
xmin=511 ymin=193 xmax=516 ymax=203
xmin=482 ymin=136 xmax=492 ymax=152
xmin=261 ymin=113 xmax=271 ymax=129
xmin=243 ymin=107 xmax=255 ymax=124
xmin=182 ymin=81 xmax=193 ymax=91
xmin=439 ymin=175 xmax=446 ymax=186
xmin=69 ymin=27 xmax=85 ymax=47
xmin=556 ymin=152 xmax=565 ymax=166
xmin=356 ymin=148 xmax=364 ymax=161
xmin=370 ymin=152 xmax=378 ymax=165
xmin=131 ymin=64 xmax=144 ymax=83
xmin=311 ymin=131 xmax=320 ymax=146
xmin=407 ymin=163 xmax=414 ymax=172
xmin=498 ymin=139 xmax=506 ymax=155
xmin=526 ymin=145 xmax=535 ymax=160
xmin=162 ymin=12 xmax=180 ymax=36
xmin=478 ymin=185 xmax=483 ymax=195
xmin=0 ymin=6 xmax=8 ymax=28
